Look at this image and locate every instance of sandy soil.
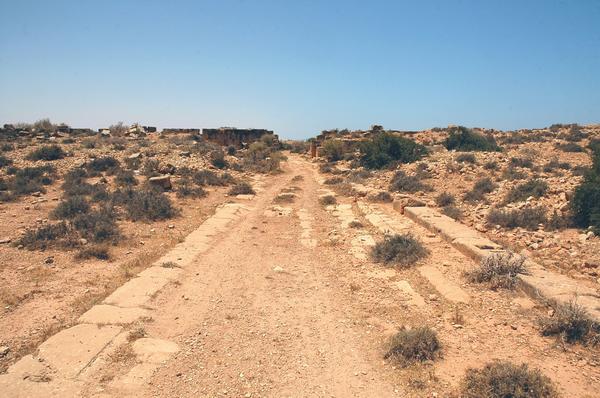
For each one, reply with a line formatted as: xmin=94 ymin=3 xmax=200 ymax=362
xmin=77 ymin=155 xmax=600 ymax=397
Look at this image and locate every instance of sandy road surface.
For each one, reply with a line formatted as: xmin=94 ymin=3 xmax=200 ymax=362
xmin=12 ymin=154 xmax=597 ymax=397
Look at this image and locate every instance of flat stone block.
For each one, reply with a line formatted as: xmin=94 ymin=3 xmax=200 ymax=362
xmin=103 ymin=276 xmax=170 ymax=308
xmin=419 ymin=265 xmax=470 ymax=304
xmin=37 ymin=324 xmax=122 ymax=379
xmin=79 ymin=305 xmax=151 ymax=325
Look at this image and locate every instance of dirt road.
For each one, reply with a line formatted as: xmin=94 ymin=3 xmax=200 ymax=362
xmin=4 ymin=155 xmax=599 ymax=397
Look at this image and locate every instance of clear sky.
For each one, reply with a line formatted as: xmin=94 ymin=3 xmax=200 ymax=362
xmin=0 ymin=1 xmax=599 ymax=139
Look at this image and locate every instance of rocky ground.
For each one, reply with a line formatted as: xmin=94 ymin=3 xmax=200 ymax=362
xmin=324 ymin=125 xmax=600 ymax=286
xmin=0 ymin=132 xmax=258 ymax=372
xmin=1 ymin=126 xmax=600 ymax=397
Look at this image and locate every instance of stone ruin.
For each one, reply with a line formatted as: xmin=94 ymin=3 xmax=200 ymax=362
xmin=202 ymin=128 xmax=276 ymax=149
xmin=161 ymin=128 xmax=201 ymax=135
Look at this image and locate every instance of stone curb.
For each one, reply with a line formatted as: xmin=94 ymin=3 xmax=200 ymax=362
xmin=402 ymin=206 xmax=600 ymax=322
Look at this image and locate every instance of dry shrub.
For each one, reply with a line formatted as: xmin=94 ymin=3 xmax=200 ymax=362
xmin=368 ymin=191 xmax=393 ymax=203
xmin=274 ymin=193 xmax=296 ymax=203
xmin=51 ymin=196 xmax=90 ymax=219
xmin=76 ymin=245 xmax=110 ymax=260
xmin=229 ymin=182 xmax=255 ymax=195
xmin=120 ymin=187 xmax=178 ymax=221
xmin=27 ymin=144 xmax=65 ymax=161
xmin=435 ymin=192 xmax=455 ymax=207
xmin=540 ymin=300 xmax=600 ymax=345
xmin=467 ymin=252 xmax=526 ymax=290
xmin=324 ymin=176 xmax=344 ymax=185
xmin=176 ymin=178 xmax=207 ymax=198
xmin=461 ymin=361 xmax=558 ymax=398
xmin=319 ymin=194 xmax=337 ymax=206
xmin=16 ymin=222 xmax=77 ymax=250
xmin=487 ymin=207 xmax=547 ymax=230
xmin=384 ymin=326 xmax=441 ymax=365
xmin=389 ymin=170 xmax=431 ymax=193
xmin=371 ymin=233 xmax=429 ymax=267
xmin=441 ymin=205 xmax=462 ymax=220
xmin=505 ymin=179 xmax=548 ymax=203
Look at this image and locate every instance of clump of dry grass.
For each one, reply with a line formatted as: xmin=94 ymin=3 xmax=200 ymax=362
xmin=540 ymin=300 xmax=600 ymax=345
xmin=319 ymin=194 xmax=337 ymax=206
xmin=229 ymin=182 xmax=255 ymax=195
xmin=466 ymin=252 xmax=526 ymax=290
xmin=76 ymin=245 xmax=111 ymax=260
xmin=371 ymin=233 xmax=429 ymax=267
xmin=274 ymin=193 xmax=296 ymax=203
xmin=461 ymin=361 xmax=558 ymax=398
xmin=384 ymin=326 xmax=441 ymax=365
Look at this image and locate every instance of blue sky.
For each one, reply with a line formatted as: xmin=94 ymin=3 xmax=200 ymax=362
xmin=1 ymin=1 xmax=599 ymax=139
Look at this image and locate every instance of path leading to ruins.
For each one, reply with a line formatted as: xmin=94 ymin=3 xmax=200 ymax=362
xmin=2 ymin=155 xmax=600 ymax=397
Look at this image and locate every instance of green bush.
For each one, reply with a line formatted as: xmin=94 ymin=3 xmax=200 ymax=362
xmin=487 ymin=207 xmax=547 ymax=230
xmin=371 ymin=233 xmax=429 ymax=267
xmin=384 ymin=326 xmax=441 ymax=365
xmin=27 ymin=144 xmax=66 ymax=161
xmin=505 ymin=179 xmax=548 ymax=203
xmin=359 ymin=132 xmax=427 ymax=169
xmin=320 ymin=139 xmax=345 ymax=162
xmin=444 ymin=126 xmax=501 ymax=152
xmin=389 ymin=170 xmax=431 ymax=193
xmin=462 ymin=362 xmax=558 ymax=398
xmin=571 ymin=145 xmax=600 ymax=233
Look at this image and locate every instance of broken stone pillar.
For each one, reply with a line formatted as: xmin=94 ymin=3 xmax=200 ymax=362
xmin=310 ymin=142 xmax=317 ymax=157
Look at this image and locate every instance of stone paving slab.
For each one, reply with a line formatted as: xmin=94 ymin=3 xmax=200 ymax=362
xmin=419 ymin=265 xmax=471 ymax=304
xmin=37 ymin=324 xmax=122 ymax=379
xmin=103 ymin=276 xmax=170 ymax=308
xmin=137 ymin=265 xmax=182 ymax=280
xmin=404 ymin=206 xmax=600 ymax=322
xmin=393 ymin=280 xmax=426 ymax=307
xmin=79 ymin=305 xmax=151 ymax=325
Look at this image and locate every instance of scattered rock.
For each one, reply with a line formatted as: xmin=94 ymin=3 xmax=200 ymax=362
xmin=149 ymin=175 xmax=172 ymax=190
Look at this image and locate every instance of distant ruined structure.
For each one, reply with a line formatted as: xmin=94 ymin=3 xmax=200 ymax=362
xmin=202 ymin=128 xmax=276 ymax=148
xmin=160 ymin=128 xmax=201 ymax=135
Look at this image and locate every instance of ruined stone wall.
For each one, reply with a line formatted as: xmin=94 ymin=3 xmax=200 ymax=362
xmin=161 ymin=128 xmax=201 ymax=135
xmin=202 ymin=128 xmax=276 ymax=148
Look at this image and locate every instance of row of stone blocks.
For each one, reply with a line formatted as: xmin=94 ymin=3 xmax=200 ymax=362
xmin=0 ymin=203 xmax=248 ymax=398
xmin=402 ymin=206 xmax=600 ymax=322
